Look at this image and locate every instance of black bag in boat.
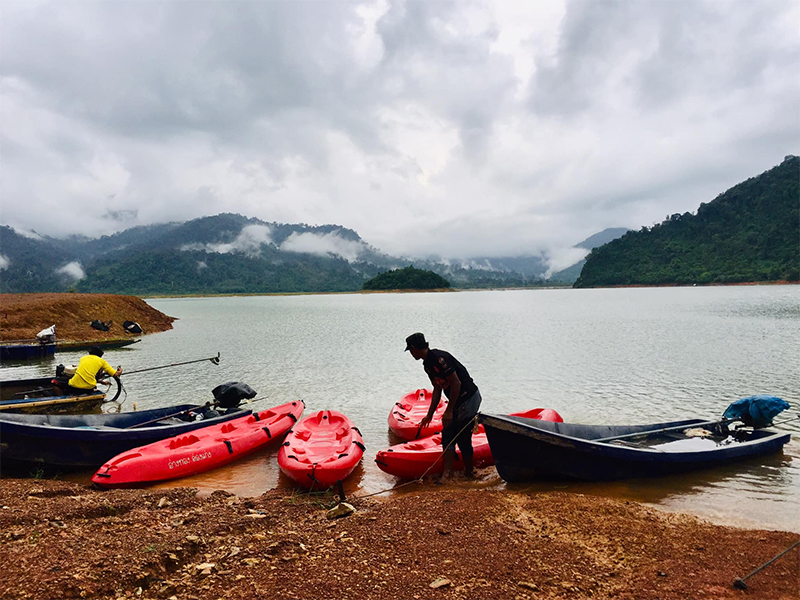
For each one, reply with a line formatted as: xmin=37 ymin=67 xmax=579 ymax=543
xmin=212 ymin=381 xmax=257 ymax=409
xmin=122 ymin=321 xmax=143 ymax=334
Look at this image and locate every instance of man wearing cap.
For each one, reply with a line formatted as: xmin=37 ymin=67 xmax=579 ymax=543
xmin=405 ymin=332 xmax=482 ymax=479
xmin=67 ymin=346 xmax=122 ymax=394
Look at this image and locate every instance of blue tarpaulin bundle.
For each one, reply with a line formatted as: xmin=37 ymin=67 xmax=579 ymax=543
xmin=722 ymin=395 xmax=790 ymax=428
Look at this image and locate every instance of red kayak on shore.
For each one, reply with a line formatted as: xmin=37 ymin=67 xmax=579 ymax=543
xmin=375 ymin=408 xmax=563 ymax=480
xmin=92 ymin=400 xmax=305 ymax=488
xmin=278 ymin=410 xmax=365 ymax=489
xmin=388 ymin=388 xmax=448 ymax=441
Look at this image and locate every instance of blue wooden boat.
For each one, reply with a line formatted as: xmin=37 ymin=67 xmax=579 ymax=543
xmin=479 ymin=414 xmax=791 ymax=482
xmin=0 ymin=404 xmax=252 ymax=472
xmin=0 ymin=342 xmax=56 ymax=361
xmin=0 ymin=376 xmax=119 ymax=414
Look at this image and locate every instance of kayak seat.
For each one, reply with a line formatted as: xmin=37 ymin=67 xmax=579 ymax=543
xmin=169 ymin=434 xmax=200 ymax=450
xmin=296 ymin=431 xmax=312 ymax=441
xmin=221 ymin=423 xmax=237 ymax=434
xmin=335 ymin=428 xmax=349 ymax=439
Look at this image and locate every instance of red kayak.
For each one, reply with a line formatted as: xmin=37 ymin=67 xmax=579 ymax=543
xmin=375 ymin=408 xmax=563 ymax=480
xmin=278 ymin=410 xmax=364 ymax=489
xmin=388 ymin=388 xmax=448 ymax=441
xmin=92 ymin=400 xmax=304 ymax=488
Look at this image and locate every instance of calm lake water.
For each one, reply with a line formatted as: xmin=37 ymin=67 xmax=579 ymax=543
xmin=4 ymin=286 xmax=799 ymax=532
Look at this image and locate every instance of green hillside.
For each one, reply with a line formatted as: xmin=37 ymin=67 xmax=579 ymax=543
xmin=575 ymin=156 xmax=800 ymax=287
xmin=363 ymin=266 xmax=450 ymax=290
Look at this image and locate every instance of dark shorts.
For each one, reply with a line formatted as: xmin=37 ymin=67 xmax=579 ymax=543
xmin=441 ymin=389 xmax=482 ymax=455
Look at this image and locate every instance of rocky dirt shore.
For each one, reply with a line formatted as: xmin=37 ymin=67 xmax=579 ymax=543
xmin=0 ymin=479 xmax=797 ymax=600
xmin=0 ymin=293 xmax=175 ymax=342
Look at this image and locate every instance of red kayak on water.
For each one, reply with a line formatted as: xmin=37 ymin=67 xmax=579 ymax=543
xmin=388 ymin=388 xmax=448 ymax=441
xmin=278 ymin=410 xmax=365 ymax=489
xmin=92 ymin=400 xmax=305 ymax=488
xmin=375 ymin=408 xmax=563 ymax=480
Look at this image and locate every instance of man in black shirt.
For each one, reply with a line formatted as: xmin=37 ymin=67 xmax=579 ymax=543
xmin=405 ymin=332 xmax=482 ymax=479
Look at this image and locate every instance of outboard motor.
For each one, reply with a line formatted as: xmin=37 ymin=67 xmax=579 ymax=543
xmin=212 ymin=381 xmax=257 ymax=412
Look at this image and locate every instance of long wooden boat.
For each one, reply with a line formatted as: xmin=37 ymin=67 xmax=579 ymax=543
xmin=479 ymin=414 xmax=791 ymax=482
xmin=0 ymin=404 xmax=252 ymax=472
xmin=56 ymin=339 xmax=141 ymax=352
xmin=0 ymin=377 xmax=116 ymax=414
xmin=0 ymin=342 xmax=56 ymax=361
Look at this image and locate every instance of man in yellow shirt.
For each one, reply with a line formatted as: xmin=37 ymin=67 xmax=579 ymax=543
xmin=68 ymin=347 xmax=123 ymax=393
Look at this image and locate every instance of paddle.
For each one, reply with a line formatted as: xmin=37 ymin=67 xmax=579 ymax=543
xmin=593 ymin=413 xmax=800 ymax=444
xmin=118 ymin=353 xmax=221 ymax=376
xmin=592 ymin=417 xmax=741 ymax=444
xmin=122 ymin=395 xmax=265 ymax=429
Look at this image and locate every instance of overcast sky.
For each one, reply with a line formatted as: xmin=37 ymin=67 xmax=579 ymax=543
xmin=1 ymin=0 xmax=797 ymax=260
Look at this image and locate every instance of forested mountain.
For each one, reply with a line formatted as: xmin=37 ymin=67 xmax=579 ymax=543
xmin=0 ymin=214 xmax=576 ymax=294
xmin=363 ymin=266 xmax=450 ymax=291
xmin=575 ymin=156 xmax=800 ymax=287
xmin=548 ymin=227 xmax=630 ymax=283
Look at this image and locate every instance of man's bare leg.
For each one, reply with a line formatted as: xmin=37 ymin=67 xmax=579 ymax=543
xmin=441 ymin=448 xmax=456 ymax=481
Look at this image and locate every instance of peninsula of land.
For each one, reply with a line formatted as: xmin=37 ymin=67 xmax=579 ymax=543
xmin=0 ymin=293 xmax=175 ymax=342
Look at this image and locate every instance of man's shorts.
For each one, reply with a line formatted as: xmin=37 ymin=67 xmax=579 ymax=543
xmin=441 ymin=389 xmax=482 ymax=452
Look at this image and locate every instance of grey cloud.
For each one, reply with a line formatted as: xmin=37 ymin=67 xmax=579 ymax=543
xmin=0 ymin=0 xmax=797 ymax=261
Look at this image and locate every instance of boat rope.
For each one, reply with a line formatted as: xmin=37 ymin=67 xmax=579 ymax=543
xmin=348 ymin=415 xmax=480 ymax=502
xmin=733 ymin=538 xmax=800 ymax=590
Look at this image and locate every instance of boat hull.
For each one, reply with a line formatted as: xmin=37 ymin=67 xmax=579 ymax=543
xmin=0 ymin=343 xmax=56 ymax=361
xmin=388 ymin=388 xmax=447 ymax=441
xmin=0 ymin=404 xmax=251 ymax=471
xmin=479 ymin=415 xmax=792 ymax=482
xmin=92 ymin=400 xmax=304 ymax=488
xmin=278 ymin=410 xmax=364 ymax=489
xmin=377 ymin=409 xmax=564 ymax=479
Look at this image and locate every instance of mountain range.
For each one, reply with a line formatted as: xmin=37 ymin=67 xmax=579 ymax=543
xmin=0 ymin=214 xmax=623 ymax=294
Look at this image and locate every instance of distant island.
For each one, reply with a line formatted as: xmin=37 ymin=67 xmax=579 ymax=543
xmin=576 ymin=155 xmax=800 ymax=287
xmin=362 ymin=266 xmax=450 ymax=291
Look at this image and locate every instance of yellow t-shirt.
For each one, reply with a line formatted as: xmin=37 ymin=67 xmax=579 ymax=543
xmin=68 ymin=355 xmax=118 ymax=390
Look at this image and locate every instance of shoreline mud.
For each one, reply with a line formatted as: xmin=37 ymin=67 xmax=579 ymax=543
xmin=0 ymin=479 xmax=797 ymax=600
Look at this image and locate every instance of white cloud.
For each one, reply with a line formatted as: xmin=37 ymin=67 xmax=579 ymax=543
xmin=55 ymin=261 xmax=85 ymax=281
xmin=180 ymin=224 xmax=273 ymax=257
xmin=0 ymin=0 xmax=796 ymax=260
xmin=0 ymin=254 xmax=9 ymax=270
xmin=543 ymin=247 xmax=590 ymax=278
xmin=280 ymin=231 xmax=365 ymax=262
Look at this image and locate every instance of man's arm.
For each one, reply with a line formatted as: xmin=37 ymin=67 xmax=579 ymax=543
xmin=420 ymin=385 xmax=443 ymax=428
xmin=101 ymin=359 xmax=119 ymax=377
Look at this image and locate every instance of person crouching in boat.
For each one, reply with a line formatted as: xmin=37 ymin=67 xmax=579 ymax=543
xmin=66 ymin=346 xmax=123 ymax=395
xmin=405 ymin=332 xmax=482 ymax=481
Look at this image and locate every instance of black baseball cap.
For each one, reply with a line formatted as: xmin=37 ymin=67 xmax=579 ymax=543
xmin=89 ymin=346 xmax=104 ymax=357
xmin=404 ymin=332 xmax=428 ymax=352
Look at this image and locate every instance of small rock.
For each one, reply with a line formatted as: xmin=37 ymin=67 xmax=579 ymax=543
xmin=657 ymin=571 xmax=668 ymax=577
xmin=429 ymin=577 xmax=451 ymax=589
xmin=195 ymin=562 xmax=215 ymax=576
xmin=242 ymin=558 xmax=261 ymax=567
xmin=157 ymin=498 xmax=171 ymax=509
xmin=186 ymin=535 xmax=200 ymax=543
xmin=245 ymin=513 xmax=267 ymax=519
xmin=518 ymin=581 xmax=539 ymax=591
xmin=326 ymin=502 xmax=356 ymax=520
